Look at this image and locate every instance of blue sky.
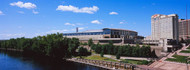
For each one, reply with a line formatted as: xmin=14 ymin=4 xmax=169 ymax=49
xmin=0 ymin=0 xmax=189 ymax=39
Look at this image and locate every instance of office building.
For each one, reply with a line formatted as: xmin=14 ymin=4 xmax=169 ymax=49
xmin=144 ymin=14 xmax=179 ymax=52
xmin=178 ymin=19 xmax=190 ymax=40
xmin=63 ymin=28 xmax=138 ymax=44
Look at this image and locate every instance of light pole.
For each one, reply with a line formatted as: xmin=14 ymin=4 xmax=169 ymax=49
xmin=186 ymin=56 xmax=190 ymax=70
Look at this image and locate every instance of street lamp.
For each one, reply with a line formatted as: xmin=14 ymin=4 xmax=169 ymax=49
xmin=186 ymin=56 xmax=190 ymax=70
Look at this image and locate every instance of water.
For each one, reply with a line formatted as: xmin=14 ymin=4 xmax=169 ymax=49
xmin=0 ymin=50 xmax=105 ymax=70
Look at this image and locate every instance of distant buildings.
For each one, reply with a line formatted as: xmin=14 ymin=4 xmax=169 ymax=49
xmin=63 ymin=28 xmax=140 ymax=44
xmin=144 ymin=14 xmax=179 ymax=52
xmin=62 ymin=14 xmax=188 ymax=52
xmin=178 ymin=19 xmax=190 ymax=40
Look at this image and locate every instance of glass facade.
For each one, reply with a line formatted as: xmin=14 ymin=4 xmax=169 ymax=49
xmin=63 ymin=29 xmax=111 ymax=36
xmin=63 ymin=28 xmax=137 ymax=39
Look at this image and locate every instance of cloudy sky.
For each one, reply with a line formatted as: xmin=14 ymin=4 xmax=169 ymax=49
xmin=0 ymin=0 xmax=189 ymax=39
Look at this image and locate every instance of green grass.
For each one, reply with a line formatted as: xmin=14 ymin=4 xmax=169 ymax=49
xmin=166 ymin=55 xmax=190 ymax=63
xmin=121 ymin=59 xmax=151 ymax=65
xmin=180 ymin=46 xmax=190 ymax=53
xmin=76 ymin=55 xmax=118 ymax=62
xmin=187 ymin=46 xmax=190 ymax=50
xmin=180 ymin=50 xmax=190 ymax=53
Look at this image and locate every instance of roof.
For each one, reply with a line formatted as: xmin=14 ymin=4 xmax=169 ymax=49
xmin=83 ymin=29 xmax=103 ymax=32
xmin=151 ymin=14 xmax=178 ymax=18
xmin=63 ymin=28 xmax=137 ymax=34
xmin=179 ymin=19 xmax=190 ymax=22
xmin=103 ymin=28 xmax=137 ymax=32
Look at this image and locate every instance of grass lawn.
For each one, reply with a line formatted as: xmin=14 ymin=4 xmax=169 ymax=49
xmin=187 ymin=46 xmax=190 ymax=50
xmin=180 ymin=50 xmax=190 ymax=53
xmin=166 ymin=55 xmax=190 ymax=63
xmin=76 ymin=55 xmax=118 ymax=62
xmin=180 ymin=46 xmax=190 ymax=53
xmin=121 ymin=59 xmax=151 ymax=65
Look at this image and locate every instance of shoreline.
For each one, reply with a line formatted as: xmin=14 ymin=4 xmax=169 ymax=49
xmin=67 ymin=58 xmax=114 ymax=70
xmin=0 ymin=48 xmax=23 ymax=52
xmin=66 ymin=58 xmax=149 ymax=70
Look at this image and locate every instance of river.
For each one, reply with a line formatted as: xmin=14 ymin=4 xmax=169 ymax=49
xmin=0 ymin=50 xmax=105 ymax=70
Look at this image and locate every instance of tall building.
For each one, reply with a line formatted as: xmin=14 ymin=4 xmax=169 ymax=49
xmin=178 ymin=19 xmax=190 ymax=40
xmin=144 ymin=14 xmax=179 ymax=52
xmin=151 ymin=14 xmax=179 ymax=41
xmin=63 ymin=28 xmax=138 ymax=44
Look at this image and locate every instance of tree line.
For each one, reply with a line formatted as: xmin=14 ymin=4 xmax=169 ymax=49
xmin=89 ymin=40 xmax=157 ymax=58
xmin=0 ymin=33 xmax=80 ymax=59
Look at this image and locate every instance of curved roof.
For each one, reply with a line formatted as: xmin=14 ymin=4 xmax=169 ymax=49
xmin=83 ymin=29 xmax=103 ymax=32
xmin=103 ymin=28 xmax=137 ymax=32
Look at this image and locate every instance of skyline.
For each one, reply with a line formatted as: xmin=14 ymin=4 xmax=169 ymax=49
xmin=0 ymin=0 xmax=190 ymax=39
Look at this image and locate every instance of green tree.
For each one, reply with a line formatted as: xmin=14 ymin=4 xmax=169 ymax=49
xmin=88 ymin=39 xmax=94 ymax=47
xmin=78 ymin=47 xmax=89 ymax=56
xmin=116 ymin=53 xmax=120 ymax=59
xmin=100 ymin=51 xmax=104 ymax=57
xmin=151 ymin=50 xmax=157 ymax=58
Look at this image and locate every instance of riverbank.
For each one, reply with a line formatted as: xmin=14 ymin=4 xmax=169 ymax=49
xmin=0 ymin=48 xmax=23 ymax=52
xmin=66 ymin=58 xmax=152 ymax=70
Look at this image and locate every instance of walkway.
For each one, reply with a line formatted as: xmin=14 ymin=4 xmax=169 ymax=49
xmin=149 ymin=44 xmax=190 ymax=70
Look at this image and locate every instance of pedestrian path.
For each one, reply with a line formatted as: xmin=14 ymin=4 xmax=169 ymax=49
xmin=148 ymin=44 xmax=190 ymax=70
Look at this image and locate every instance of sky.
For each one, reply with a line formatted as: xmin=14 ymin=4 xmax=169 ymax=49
xmin=0 ymin=0 xmax=190 ymax=39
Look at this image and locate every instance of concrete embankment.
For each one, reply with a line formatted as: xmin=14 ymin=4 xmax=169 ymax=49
xmin=67 ymin=58 xmax=149 ymax=70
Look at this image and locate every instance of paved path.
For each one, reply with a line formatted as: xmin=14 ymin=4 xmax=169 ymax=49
xmin=103 ymin=54 xmax=151 ymax=61
xmin=149 ymin=44 xmax=190 ymax=70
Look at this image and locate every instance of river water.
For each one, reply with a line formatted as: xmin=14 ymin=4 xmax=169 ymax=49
xmin=0 ymin=50 xmax=104 ymax=70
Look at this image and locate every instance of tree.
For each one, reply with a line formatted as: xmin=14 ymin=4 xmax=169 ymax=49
xmin=151 ymin=50 xmax=157 ymax=58
xmin=100 ymin=51 xmax=104 ymax=57
xmin=68 ymin=38 xmax=80 ymax=56
xmin=180 ymin=38 xmax=186 ymax=43
xmin=78 ymin=47 xmax=89 ymax=56
xmin=88 ymin=39 xmax=94 ymax=47
xmin=116 ymin=53 xmax=120 ymax=59
xmin=95 ymin=43 xmax=102 ymax=54
xmin=0 ymin=33 xmax=80 ymax=59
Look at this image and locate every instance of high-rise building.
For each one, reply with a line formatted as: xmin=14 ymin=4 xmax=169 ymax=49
xmin=178 ymin=19 xmax=190 ymax=40
xmin=144 ymin=14 xmax=179 ymax=52
xmin=151 ymin=14 xmax=179 ymax=41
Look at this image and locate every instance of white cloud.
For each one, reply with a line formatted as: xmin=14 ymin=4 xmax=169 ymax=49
xmin=0 ymin=11 xmax=4 ymax=15
xmin=0 ymin=33 xmax=25 ymax=39
xmin=78 ymin=27 xmax=84 ymax=30
xmin=32 ymin=10 xmax=39 ymax=14
xmin=109 ymin=12 xmax=118 ymax=15
xmin=10 ymin=1 xmax=36 ymax=9
xmin=119 ymin=22 xmax=124 ymax=24
xmin=46 ymin=29 xmax=68 ymax=34
xmin=56 ymin=5 xmax=99 ymax=14
xmin=91 ymin=20 xmax=101 ymax=24
xmin=64 ymin=23 xmax=75 ymax=26
xmin=18 ymin=11 xmax=25 ymax=14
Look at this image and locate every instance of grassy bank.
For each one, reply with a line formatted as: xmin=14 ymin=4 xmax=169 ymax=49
xmin=76 ymin=55 xmax=118 ymax=62
xmin=166 ymin=55 xmax=189 ymax=63
xmin=121 ymin=59 xmax=151 ymax=65
xmin=180 ymin=50 xmax=190 ymax=53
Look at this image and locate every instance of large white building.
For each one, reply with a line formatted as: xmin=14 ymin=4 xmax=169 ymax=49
xmin=63 ymin=28 xmax=138 ymax=44
xmin=144 ymin=14 xmax=179 ymax=52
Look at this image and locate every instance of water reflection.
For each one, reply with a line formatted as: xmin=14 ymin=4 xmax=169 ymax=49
xmin=0 ymin=50 xmax=105 ymax=70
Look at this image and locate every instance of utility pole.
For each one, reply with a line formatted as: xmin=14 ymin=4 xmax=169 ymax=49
xmin=186 ymin=56 xmax=190 ymax=70
xmin=186 ymin=4 xmax=189 ymax=39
